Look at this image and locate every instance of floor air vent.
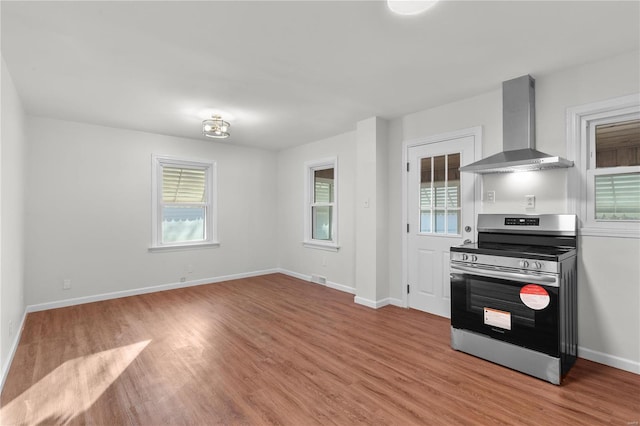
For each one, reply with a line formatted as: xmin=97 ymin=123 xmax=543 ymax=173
xmin=310 ymin=274 xmax=327 ymax=285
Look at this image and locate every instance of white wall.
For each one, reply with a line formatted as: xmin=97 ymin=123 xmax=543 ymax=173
xmin=579 ymin=236 xmax=640 ymax=369
xmin=388 ymin=50 xmax=640 ymax=372
xmin=374 ymin=119 xmax=389 ymax=302
xmin=25 ymin=117 xmax=278 ymax=307
xmin=277 ymin=131 xmax=356 ymax=292
xmin=354 ymin=117 xmax=390 ymax=306
xmin=0 ymin=57 xmax=27 ymax=383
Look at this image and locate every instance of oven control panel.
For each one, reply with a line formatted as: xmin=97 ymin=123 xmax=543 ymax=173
xmin=504 ymin=217 xmax=540 ymax=226
xmin=477 ymin=214 xmax=577 ymax=234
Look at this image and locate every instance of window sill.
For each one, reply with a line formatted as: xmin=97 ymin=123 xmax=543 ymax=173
xmin=579 ymin=227 xmax=640 ymax=239
xmin=302 ymin=240 xmax=340 ymax=252
xmin=148 ymin=241 xmax=220 ymax=252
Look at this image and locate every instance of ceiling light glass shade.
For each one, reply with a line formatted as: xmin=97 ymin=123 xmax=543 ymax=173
xmin=387 ymin=0 xmax=439 ymax=15
xmin=202 ymin=115 xmax=230 ymax=139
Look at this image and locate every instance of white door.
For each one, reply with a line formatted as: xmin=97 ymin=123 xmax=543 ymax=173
xmin=407 ymin=135 xmax=476 ymax=317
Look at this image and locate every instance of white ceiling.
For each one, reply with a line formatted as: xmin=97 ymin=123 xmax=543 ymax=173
xmin=2 ymin=1 xmax=639 ymax=151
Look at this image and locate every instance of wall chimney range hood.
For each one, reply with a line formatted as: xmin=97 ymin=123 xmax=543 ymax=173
xmin=460 ymin=75 xmax=573 ymax=174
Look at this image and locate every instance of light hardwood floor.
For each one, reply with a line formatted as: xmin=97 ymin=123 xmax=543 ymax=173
xmin=1 ymin=273 xmax=638 ymax=425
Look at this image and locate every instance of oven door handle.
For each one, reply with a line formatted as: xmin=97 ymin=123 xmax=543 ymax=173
xmin=450 ymin=264 xmax=559 ymax=287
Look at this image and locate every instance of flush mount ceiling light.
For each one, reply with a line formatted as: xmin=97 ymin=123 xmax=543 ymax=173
xmin=202 ymin=115 xmax=230 ymax=139
xmin=387 ymin=0 xmax=439 ymax=15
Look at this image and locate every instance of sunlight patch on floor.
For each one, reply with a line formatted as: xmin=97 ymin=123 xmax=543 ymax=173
xmin=1 ymin=340 xmax=150 ymax=425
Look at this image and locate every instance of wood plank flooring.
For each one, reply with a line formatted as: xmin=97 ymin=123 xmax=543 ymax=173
xmin=2 ymin=273 xmax=639 ymax=425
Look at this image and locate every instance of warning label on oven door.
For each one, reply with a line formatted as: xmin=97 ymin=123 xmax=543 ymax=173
xmin=484 ymin=307 xmax=511 ymax=330
xmin=520 ymin=284 xmax=550 ymax=310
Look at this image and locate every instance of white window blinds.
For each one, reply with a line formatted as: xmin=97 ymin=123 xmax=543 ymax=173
xmin=162 ymin=166 xmax=206 ymax=203
xmin=595 ymin=173 xmax=640 ymax=220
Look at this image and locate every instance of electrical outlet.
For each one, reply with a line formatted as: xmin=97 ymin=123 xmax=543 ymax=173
xmin=63 ymin=279 xmax=71 ymax=290
xmin=486 ymin=191 xmax=496 ymax=203
xmin=525 ymin=195 xmax=536 ymax=209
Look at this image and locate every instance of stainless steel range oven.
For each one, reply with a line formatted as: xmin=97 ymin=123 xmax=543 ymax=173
xmin=450 ymin=214 xmax=577 ymax=385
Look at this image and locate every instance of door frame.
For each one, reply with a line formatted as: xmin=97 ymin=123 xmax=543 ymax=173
xmin=401 ymin=126 xmax=483 ymax=308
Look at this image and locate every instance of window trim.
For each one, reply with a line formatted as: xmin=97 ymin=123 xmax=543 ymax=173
xmin=150 ymin=154 xmax=219 ymax=251
xmin=567 ymin=93 xmax=640 ymax=238
xmin=303 ymin=157 xmax=339 ymax=251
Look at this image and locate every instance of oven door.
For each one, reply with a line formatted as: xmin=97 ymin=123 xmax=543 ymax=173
xmin=450 ymin=262 xmax=559 ymax=357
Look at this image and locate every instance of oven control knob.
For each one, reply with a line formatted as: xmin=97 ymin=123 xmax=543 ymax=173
xmin=461 ymin=254 xmax=469 ymax=261
xmin=519 ymin=260 xmax=529 ymax=268
xmin=533 ymin=261 xmax=542 ymax=269
xmin=471 ymin=255 xmax=478 ymax=262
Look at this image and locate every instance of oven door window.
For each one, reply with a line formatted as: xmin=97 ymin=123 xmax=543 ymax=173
xmin=451 ymin=272 xmax=559 ymax=356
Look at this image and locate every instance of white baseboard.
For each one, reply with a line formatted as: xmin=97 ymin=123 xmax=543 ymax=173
xmin=578 ymin=346 xmax=640 ymax=375
xmin=354 ymin=296 xmax=380 ymax=308
xmin=26 ymin=268 xmax=281 ymax=313
xmin=277 ymin=269 xmax=309 ymax=282
xmin=1 ymin=308 xmax=27 ymax=392
xmin=354 ymin=296 xmax=404 ymax=309
xmin=325 ymin=280 xmax=356 ymax=294
xmin=277 ymin=268 xmax=356 ymax=294
xmin=277 ymin=269 xmax=401 ymax=309
xmin=279 ymin=269 xmax=403 ymax=308
xmin=388 ymin=297 xmax=404 ymax=307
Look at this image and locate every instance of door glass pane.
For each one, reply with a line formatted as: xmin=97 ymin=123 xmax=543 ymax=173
xmin=448 ymin=211 xmax=460 ymax=234
xmin=312 ymin=206 xmax=333 ymax=240
xmin=162 ymin=206 xmax=205 ymax=243
xmin=314 ymin=168 xmax=334 ymax=203
xmin=448 ymin=154 xmax=461 ymax=234
xmin=420 ymin=157 xmax=432 ymax=233
xmin=433 ymin=155 xmax=446 ymax=233
xmin=434 ymin=210 xmax=446 ymax=233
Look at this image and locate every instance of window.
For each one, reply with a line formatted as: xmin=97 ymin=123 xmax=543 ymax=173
xmin=419 ymin=153 xmax=461 ymax=234
xmin=568 ymin=94 xmax=640 ymax=237
xmin=591 ymin=119 xmax=640 ymax=221
xmin=150 ymin=155 xmax=218 ymax=250
xmin=304 ymin=158 xmax=338 ymax=251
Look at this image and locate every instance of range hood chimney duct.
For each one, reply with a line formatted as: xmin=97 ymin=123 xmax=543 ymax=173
xmin=459 ymin=75 xmax=573 ymax=174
